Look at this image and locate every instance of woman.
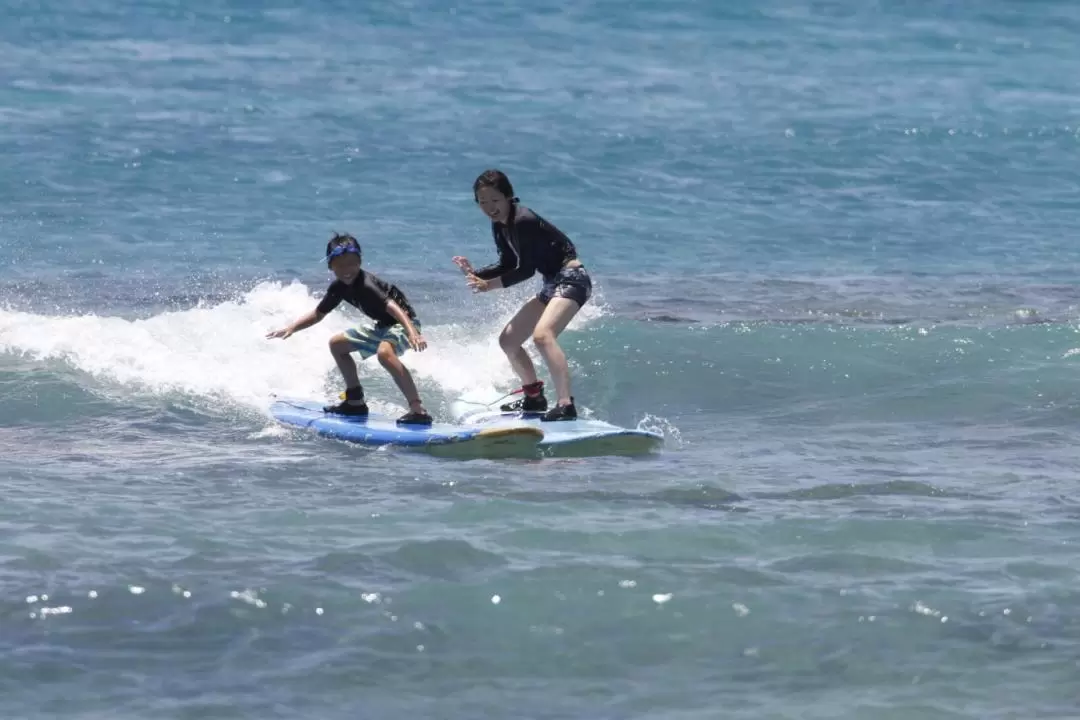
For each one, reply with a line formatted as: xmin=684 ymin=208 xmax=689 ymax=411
xmin=452 ymin=169 xmax=592 ymax=422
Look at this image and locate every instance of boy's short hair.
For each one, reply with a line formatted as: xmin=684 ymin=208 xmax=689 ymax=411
xmin=325 ymin=233 xmax=362 ymax=267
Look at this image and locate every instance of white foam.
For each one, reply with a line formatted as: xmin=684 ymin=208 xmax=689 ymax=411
xmin=0 ymin=280 xmax=608 ymax=416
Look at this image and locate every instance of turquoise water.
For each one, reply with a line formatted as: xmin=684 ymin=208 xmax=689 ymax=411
xmin=3 ymin=1 xmax=1080 ymax=717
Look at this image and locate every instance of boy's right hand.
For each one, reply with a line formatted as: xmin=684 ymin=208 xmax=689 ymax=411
xmin=452 ymin=256 xmax=473 ymax=274
xmin=266 ymin=326 xmax=293 ymax=340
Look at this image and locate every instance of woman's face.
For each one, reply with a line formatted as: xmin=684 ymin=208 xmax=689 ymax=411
xmin=476 ymin=185 xmax=512 ymax=224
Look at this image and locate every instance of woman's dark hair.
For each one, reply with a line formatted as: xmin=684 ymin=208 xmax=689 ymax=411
xmin=473 ymin=169 xmax=517 ymax=203
xmin=325 ymin=232 xmax=362 ymax=267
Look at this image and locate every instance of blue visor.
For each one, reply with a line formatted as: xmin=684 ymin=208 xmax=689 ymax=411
xmin=323 ymin=244 xmax=360 ymax=262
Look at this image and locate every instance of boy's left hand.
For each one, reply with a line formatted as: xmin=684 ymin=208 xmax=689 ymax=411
xmin=408 ymin=331 xmax=428 ymax=352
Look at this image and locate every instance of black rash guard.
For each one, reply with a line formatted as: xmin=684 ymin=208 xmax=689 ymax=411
xmin=316 ymin=271 xmax=419 ymax=329
xmin=472 ymin=205 xmax=579 ymax=288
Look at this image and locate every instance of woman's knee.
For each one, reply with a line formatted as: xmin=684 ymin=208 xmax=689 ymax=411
xmin=532 ymin=328 xmax=558 ymax=349
xmin=499 ymin=299 xmax=545 ymax=353
xmin=499 ymin=328 xmax=522 ymax=353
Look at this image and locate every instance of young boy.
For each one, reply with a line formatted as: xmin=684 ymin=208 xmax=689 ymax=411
xmin=267 ymin=233 xmax=433 ymax=425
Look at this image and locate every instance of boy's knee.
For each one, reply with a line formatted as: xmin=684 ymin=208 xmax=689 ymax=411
xmin=376 ymin=342 xmax=397 ymax=366
xmin=328 ymin=334 xmax=351 ymax=355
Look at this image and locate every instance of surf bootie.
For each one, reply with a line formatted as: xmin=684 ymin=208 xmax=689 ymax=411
xmin=541 ymin=399 xmax=577 ymax=422
xmin=397 ymin=410 xmax=433 ymax=426
xmin=324 ymin=386 xmax=369 ymax=416
xmin=500 ymin=381 xmax=548 ymax=413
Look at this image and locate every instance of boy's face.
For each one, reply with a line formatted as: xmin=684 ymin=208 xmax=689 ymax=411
xmin=329 ymin=253 xmax=362 ymax=284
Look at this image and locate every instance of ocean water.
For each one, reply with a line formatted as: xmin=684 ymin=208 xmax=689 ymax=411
xmin=3 ymin=0 xmax=1080 ymax=717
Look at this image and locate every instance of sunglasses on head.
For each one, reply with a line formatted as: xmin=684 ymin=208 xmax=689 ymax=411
xmin=324 ymin=243 xmax=360 ymax=262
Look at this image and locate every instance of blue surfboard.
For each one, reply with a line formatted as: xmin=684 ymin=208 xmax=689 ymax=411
xmin=450 ymin=400 xmax=665 ymax=457
xmin=270 ymin=399 xmax=544 ymax=458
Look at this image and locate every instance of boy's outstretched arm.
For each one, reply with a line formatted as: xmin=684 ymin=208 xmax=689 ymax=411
xmin=385 ymin=300 xmax=427 ymax=352
xmin=266 ymin=309 xmax=324 ymax=340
